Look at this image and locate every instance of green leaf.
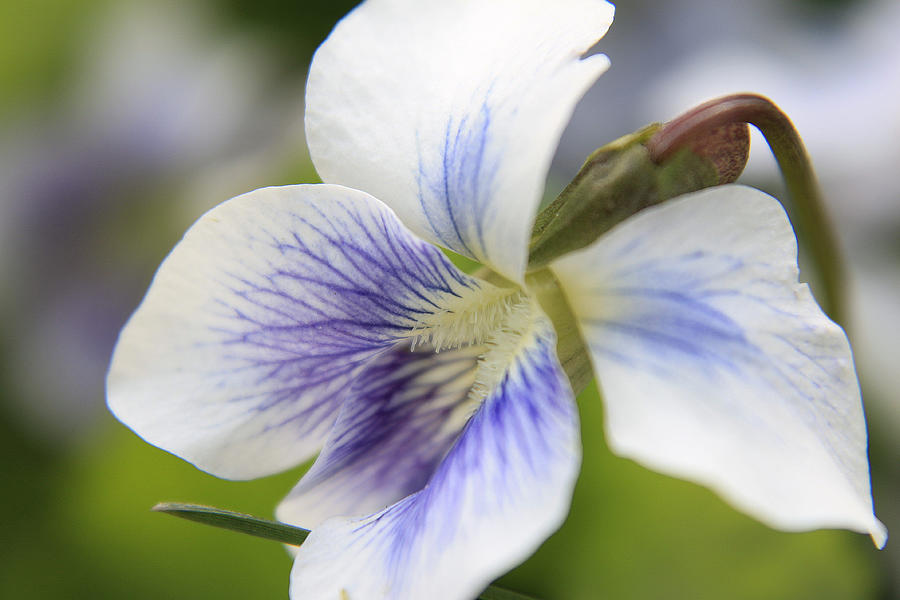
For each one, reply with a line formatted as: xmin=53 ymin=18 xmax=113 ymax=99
xmin=152 ymin=502 xmax=309 ymax=546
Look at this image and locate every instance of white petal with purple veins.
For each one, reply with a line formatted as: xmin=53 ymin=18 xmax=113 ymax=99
xmin=107 ymin=184 xmax=485 ymax=479
xmin=552 ymin=185 xmax=886 ymax=546
xmin=277 ymin=340 xmax=482 ymax=530
xmin=289 ymin=312 xmax=580 ymax=600
xmin=306 ymin=0 xmax=614 ymax=282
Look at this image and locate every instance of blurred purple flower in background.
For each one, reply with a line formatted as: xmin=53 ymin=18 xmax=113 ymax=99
xmin=0 ymin=1 xmax=306 ymax=442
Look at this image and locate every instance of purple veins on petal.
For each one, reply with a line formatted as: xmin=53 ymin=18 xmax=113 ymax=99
xmin=211 ymin=207 xmax=478 ymax=408
xmin=289 ymin=315 xmax=580 ymax=599
xmin=107 ymin=184 xmax=493 ymax=479
xmin=278 ymin=340 xmax=483 ymax=528
xmin=417 ymin=103 xmax=499 ymax=259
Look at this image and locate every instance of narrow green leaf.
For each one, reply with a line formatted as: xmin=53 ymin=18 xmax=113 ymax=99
xmin=153 ymin=502 xmax=309 ymax=546
xmin=478 ymin=586 xmax=541 ymax=600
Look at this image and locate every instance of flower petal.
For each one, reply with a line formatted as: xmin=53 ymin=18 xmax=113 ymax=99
xmin=306 ymin=0 xmax=614 ymax=282
xmin=276 ymin=340 xmax=482 ymax=530
xmin=552 ymin=185 xmax=886 ymax=546
xmin=289 ymin=314 xmax=580 ymax=600
xmin=107 ymin=184 xmax=485 ymax=479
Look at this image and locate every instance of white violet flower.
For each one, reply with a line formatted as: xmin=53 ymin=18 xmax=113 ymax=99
xmin=107 ymin=1 xmax=886 ymax=598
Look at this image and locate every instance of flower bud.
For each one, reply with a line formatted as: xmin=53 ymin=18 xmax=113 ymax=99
xmin=678 ymin=122 xmax=750 ymax=184
xmin=528 ymin=119 xmax=747 ymax=269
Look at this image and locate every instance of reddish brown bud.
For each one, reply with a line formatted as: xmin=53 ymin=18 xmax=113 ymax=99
xmin=684 ymin=121 xmax=750 ymax=184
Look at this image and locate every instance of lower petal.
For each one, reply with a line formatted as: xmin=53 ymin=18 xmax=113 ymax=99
xmin=289 ymin=314 xmax=579 ymax=600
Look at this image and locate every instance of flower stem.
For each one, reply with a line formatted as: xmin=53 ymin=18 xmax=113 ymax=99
xmin=646 ymin=94 xmax=846 ymax=324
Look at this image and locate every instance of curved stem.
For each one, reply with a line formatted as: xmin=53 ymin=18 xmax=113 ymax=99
xmin=647 ymin=94 xmax=846 ymax=324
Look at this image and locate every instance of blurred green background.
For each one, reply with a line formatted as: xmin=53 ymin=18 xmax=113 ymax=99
xmin=1 ymin=0 xmax=897 ymax=598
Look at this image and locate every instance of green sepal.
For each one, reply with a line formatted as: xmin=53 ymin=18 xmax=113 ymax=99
xmin=153 ymin=502 xmax=310 ymax=546
xmin=528 ymin=124 xmax=720 ymax=269
xmin=526 ymin=268 xmax=593 ymax=396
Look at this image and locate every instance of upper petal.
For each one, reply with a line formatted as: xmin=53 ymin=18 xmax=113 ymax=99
xmin=552 ymin=185 xmax=887 ymax=546
xmin=306 ymin=0 xmax=614 ymax=282
xmin=107 ymin=184 xmax=485 ymax=479
xmin=289 ymin=310 xmax=580 ymax=600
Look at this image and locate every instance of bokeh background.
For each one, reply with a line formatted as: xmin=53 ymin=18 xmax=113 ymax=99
xmin=1 ymin=0 xmax=897 ymax=598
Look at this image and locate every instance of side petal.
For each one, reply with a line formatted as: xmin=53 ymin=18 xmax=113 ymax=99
xmin=276 ymin=340 xmax=482 ymax=530
xmin=552 ymin=185 xmax=887 ymax=546
xmin=306 ymin=0 xmax=614 ymax=282
xmin=289 ymin=314 xmax=580 ymax=600
xmin=107 ymin=184 xmax=484 ymax=479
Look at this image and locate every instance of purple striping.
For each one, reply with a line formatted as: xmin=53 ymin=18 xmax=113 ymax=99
xmin=417 ymin=103 xmax=499 ymax=259
xmin=319 ymin=322 xmax=576 ymax=593
xmin=287 ymin=341 xmax=482 ymax=516
xmin=195 ymin=191 xmax=483 ymax=443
